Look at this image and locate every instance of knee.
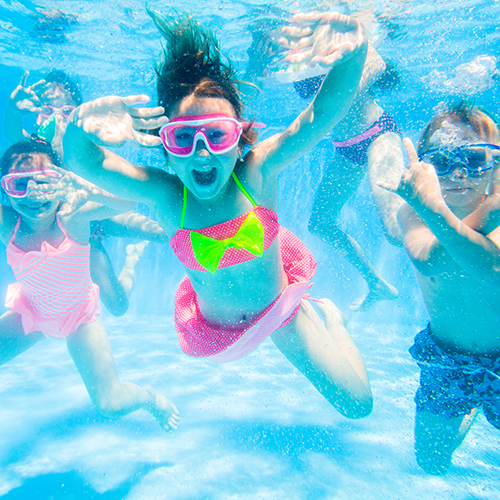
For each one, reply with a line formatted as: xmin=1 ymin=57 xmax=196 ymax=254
xmin=308 ymin=213 xmax=322 ymax=236
xmin=308 ymin=215 xmax=342 ymax=240
xmin=336 ymin=392 xmax=374 ymax=420
xmin=104 ymin=295 xmax=129 ymax=317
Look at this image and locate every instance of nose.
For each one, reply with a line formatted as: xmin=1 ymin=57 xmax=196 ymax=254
xmin=450 ymin=165 xmax=468 ymax=181
xmin=194 ymin=137 xmax=210 ymax=156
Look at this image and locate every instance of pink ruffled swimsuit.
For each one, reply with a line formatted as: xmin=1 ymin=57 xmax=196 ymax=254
xmin=170 ymin=174 xmax=316 ymax=363
xmin=6 ymin=218 xmax=100 ymax=338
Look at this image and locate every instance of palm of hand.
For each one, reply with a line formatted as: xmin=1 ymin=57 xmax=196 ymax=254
xmin=280 ymin=12 xmax=365 ymax=67
xmin=13 ymin=87 xmax=41 ymax=114
xmin=398 ymin=162 xmax=444 ymax=212
xmin=71 ymin=95 xmax=165 ymax=148
xmin=76 ymin=98 xmax=135 ymax=147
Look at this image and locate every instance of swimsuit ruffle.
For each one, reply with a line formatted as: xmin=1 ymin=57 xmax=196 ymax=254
xmin=174 ymin=227 xmax=316 ymax=362
xmin=6 ymin=282 xmax=100 ymax=338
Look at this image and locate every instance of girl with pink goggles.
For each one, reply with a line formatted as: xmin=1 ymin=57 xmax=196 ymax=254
xmin=159 ymin=114 xmax=246 ymax=157
xmin=36 ymin=105 xmax=76 ymax=125
xmin=1 ymin=169 xmax=62 ymax=197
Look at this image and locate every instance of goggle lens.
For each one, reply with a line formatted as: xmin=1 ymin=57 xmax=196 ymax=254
xmin=160 ymin=115 xmax=243 ymax=157
xmin=1 ymin=170 xmax=62 ymax=197
xmin=37 ymin=105 xmax=75 ymax=125
xmin=419 ymin=144 xmax=500 ymax=176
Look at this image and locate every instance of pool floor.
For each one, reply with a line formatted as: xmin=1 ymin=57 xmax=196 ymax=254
xmin=0 ymin=314 xmax=499 ymax=500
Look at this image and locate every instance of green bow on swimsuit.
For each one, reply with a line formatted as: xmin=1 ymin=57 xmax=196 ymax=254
xmin=190 ymin=211 xmax=264 ymax=274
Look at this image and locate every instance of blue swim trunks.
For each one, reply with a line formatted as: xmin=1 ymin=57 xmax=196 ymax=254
xmin=332 ymin=112 xmax=402 ymax=165
xmin=410 ymin=324 xmax=500 ymax=427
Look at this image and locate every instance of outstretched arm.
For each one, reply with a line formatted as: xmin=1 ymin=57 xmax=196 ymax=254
xmin=381 ymin=138 xmax=500 ymax=285
xmin=63 ymin=95 xmax=173 ymax=207
xmin=99 ymin=212 xmax=168 ymax=243
xmin=252 ymin=12 xmax=368 ymax=177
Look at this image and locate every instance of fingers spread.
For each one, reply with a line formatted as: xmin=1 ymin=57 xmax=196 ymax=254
xmin=285 ymin=48 xmax=313 ymax=64
xmin=131 ymin=130 xmax=163 ymax=148
xmin=281 ymin=25 xmax=314 ymax=39
xmin=121 ymin=95 xmax=151 ymax=107
xmin=130 ymin=106 xmax=166 ymax=119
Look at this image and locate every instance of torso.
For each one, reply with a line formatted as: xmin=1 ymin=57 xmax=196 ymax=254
xmin=161 ymin=167 xmax=287 ymax=327
xmin=416 ymin=266 xmax=500 ymax=356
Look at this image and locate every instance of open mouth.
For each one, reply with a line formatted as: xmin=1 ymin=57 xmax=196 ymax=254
xmin=192 ymin=167 xmax=217 ymax=186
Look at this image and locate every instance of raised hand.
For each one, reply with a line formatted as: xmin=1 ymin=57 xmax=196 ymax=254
xmin=9 ymin=71 xmax=50 ymax=115
xmin=278 ymin=12 xmax=367 ymax=68
xmin=68 ymin=95 xmax=169 ymax=148
xmin=27 ymin=165 xmax=92 ymax=216
xmin=378 ymin=138 xmax=446 ymax=215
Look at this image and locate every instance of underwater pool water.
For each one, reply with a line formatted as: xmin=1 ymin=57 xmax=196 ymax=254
xmin=0 ymin=0 xmax=499 ymax=498
xmin=1 ymin=315 xmax=499 ymax=499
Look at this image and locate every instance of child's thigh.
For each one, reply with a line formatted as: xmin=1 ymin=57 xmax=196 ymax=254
xmin=415 ymin=409 xmax=472 ymax=452
xmin=483 ymin=400 xmax=500 ymax=430
xmin=65 ymin=317 xmax=121 ymax=397
xmin=0 ymin=311 xmax=43 ymax=365
xmin=270 ymin=300 xmax=370 ymax=406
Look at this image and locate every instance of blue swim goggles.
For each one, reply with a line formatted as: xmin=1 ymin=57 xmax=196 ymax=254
xmin=418 ymin=143 xmax=500 ymax=177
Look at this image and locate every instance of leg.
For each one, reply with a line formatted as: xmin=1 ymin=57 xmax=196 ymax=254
xmin=367 ymin=132 xmax=405 ymax=246
xmin=117 ymin=241 xmax=149 ymax=296
xmin=271 ymin=298 xmax=373 ymax=419
xmin=90 ymin=242 xmax=129 ymax=317
xmin=309 ymin=155 xmax=398 ymax=311
xmin=0 ymin=311 xmax=43 ymax=365
xmin=415 ymin=408 xmax=479 ymax=475
xmin=483 ymin=399 xmax=500 ymax=430
xmin=66 ymin=316 xmax=179 ymax=432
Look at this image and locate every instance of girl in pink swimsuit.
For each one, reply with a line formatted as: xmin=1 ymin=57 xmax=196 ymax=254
xmin=64 ymin=12 xmax=373 ymax=418
xmin=0 ymin=139 xmax=179 ymax=432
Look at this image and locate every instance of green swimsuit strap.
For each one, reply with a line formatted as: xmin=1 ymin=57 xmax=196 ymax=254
xmin=179 ymin=172 xmax=257 ymax=229
xmin=231 ymin=172 xmax=257 ymax=207
xmin=180 ymin=185 xmax=188 ymax=229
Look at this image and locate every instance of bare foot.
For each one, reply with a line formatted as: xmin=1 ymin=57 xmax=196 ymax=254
xmin=143 ymin=385 xmax=180 ymax=433
xmin=349 ymin=281 xmax=399 ymax=312
xmin=118 ymin=241 xmax=150 ymax=296
xmin=125 ymin=240 xmax=149 ymax=264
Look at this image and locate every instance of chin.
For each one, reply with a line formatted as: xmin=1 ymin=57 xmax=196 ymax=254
xmin=18 ymin=202 xmax=58 ymax=219
xmin=191 ymin=183 xmax=222 ymax=200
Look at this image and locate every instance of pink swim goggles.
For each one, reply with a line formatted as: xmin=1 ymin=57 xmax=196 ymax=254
xmin=36 ymin=105 xmax=75 ymax=125
xmin=159 ymin=114 xmax=244 ymax=157
xmin=1 ymin=169 xmax=62 ymax=198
